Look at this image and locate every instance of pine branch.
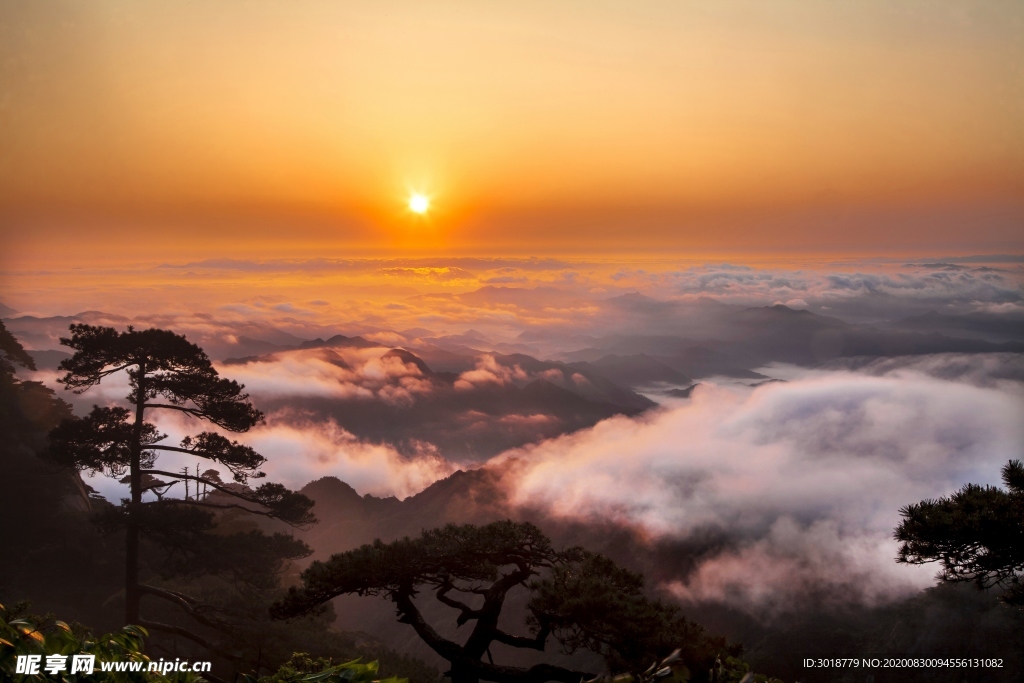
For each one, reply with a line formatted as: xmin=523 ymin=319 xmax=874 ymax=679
xmin=138 ymin=584 xmax=234 ymax=632
xmin=394 ymin=587 xmax=463 ymax=662
xmin=491 ymin=626 xmax=549 ymax=651
xmin=140 ymin=469 xmax=314 ymax=528
xmin=436 ymin=582 xmax=483 ymax=626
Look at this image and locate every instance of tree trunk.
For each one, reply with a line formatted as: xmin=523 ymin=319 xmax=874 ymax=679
xmin=450 ymin=662 xmax=480 ymax=683
xmin=125 ymin=361 xmax=146 ymax=625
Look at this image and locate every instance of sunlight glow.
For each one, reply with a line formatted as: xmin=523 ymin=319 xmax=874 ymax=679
xmin=409 ymin=193 xmax=430 ymax=214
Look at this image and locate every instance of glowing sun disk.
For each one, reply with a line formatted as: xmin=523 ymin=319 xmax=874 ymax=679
xmin=409 ymin=193 xmax=430 ymax=214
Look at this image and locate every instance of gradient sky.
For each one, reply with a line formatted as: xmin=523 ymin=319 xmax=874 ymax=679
xmin=2 ymin=0 xmax=1023 ymax=264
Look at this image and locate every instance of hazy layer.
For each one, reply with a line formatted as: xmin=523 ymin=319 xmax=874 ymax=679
xmin=6 ymin=254 xmax=1022 ymax=615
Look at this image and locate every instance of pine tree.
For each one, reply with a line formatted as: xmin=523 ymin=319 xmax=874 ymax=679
xmin=48 ymin=324 xmax=316 ymax=644
xmin=896 ymin=459 xmax=1024 ymax=606
xmin=272 ymin=521 xmax=727 ymax=683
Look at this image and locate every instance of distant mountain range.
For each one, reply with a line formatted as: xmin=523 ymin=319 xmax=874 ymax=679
xmin=878 ymin=310 xmax=1024 ymax=342
xmin=11 ymin=298 xmax=1022 ymax=385
xmin=553 ymin=303 xmax=1024 ymax=382
xmin=226 ymin=345 xmax=654 ymax=461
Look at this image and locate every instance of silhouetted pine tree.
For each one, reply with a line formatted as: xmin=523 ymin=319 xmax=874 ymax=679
xmin=272 ymin=520 xmax=729 ymax=683
xmin=896 ymin=459 xmax=1024 ymax=606
xmin=48 ymin=324 xmax=316 ymax=649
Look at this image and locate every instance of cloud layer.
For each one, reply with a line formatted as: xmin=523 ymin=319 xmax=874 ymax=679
xmin=9 ymin=256 xmax=1023 ymax=618
xmin=492 ymin=356 xmax=1024 ymax=614
xmin=220 ymin=348 xmax=435 ymax=406
xmin=5 ymin=258 xmax=1021 ymax=361
xmin=246 ymin=416 xmax=455 ymax=500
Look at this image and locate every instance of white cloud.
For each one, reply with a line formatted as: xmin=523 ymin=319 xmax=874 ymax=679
xmin=455 ymin=354 xmax=528 ymax=390
xmin=492 ymin=358 xmax=1024 ymax=614
xmin=248 ymin=416 xmax=456 ymax=499
xmin=217 ymin=348 xmax=433 ymax=406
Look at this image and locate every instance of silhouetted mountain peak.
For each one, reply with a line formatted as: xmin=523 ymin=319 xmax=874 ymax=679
xmin=768 ymin=304 xmax=812 ymax=314
xmin=665 ymin=383 xmax=700 ymax=398
xmin=521 ymin=378 xmax=567 ymax=397
xmin=302 ymin=476 xmax=361 ymax=502
xmin=384 ymin=348 xmax=434 ymax=376
xmin=492 ymin=352 xmax=555 ymax=374
xmin=299 ymin=334 xmax=377 ymax=350
xmin=693 ymin=296 xmax=728 ymax=308
xmin=28 ymin=349 xmax=73 ymax=371
xmin=400 ymin=468 xmax=504 ymax=512
xmin=518 ymin=378 xmax=625 ymax=412
xmin=607 ymin=291 xmax=659 ymax=304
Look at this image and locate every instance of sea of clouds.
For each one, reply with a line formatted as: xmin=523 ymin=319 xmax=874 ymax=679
xmin=63 ymin=351 xmax=1018 ymax=616
xmin=487 ymin=354 xmax=1023 ymax=614
xmin=13 ymin=258 xmax=1022 ymax=617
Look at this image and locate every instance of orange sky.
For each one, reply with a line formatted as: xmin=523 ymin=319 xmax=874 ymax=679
xmin=1 ymin=0 xmax=1022 ymax=264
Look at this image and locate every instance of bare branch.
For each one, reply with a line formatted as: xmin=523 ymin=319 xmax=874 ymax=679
xmin=436 ymin=582 xmax=483 ymax=626
xmin=141 ymin=468 xmax=314 ymax=528
xmin=144 ymin=498 xmax=282 ymax=520
xmin=144 ymin=403 xmax=203 ymax=418
xmin=137 ymin=619 xmax=219 ymax=652
xmin=142 ymin=469 xmax=244 ymax=497
xmin=492 ymin=626 xmax=549 ymax=652
xmin=394 ymin=587 xmax=463 ymax=661
xmin=148 ymin=444 xmax=202 ymax=455
xmin=138 ymin=584 xmax=234 ymax=632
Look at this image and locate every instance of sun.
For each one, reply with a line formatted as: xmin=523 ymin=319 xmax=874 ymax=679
xmin=408 ymin=193 xmax=430 ymax=214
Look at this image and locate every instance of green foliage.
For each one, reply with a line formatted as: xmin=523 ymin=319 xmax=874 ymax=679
xmin=0 ymin=602 xmax=201 ymax=682
xmin=244 ymin=653 xmax=405 ymax=683
xmin=895 ymin=459 xmax=1024 ymax=605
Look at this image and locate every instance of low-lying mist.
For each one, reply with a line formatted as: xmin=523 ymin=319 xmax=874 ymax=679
xmin=7 ymin=257 xmax=1023 ymax=627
